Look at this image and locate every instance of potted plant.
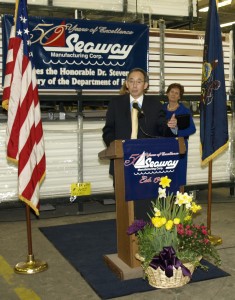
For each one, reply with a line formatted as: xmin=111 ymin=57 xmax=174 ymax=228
xmin=127 ymin=176 xmax=221 ymax=288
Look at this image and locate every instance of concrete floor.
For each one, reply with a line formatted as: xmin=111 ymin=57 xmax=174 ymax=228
xmin=0 ymin=188 xmax=235 ymax=300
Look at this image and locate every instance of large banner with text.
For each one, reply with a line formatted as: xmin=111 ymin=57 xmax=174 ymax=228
xmin=2 ymin=15 xmax=148 ymax=90
xmin=123 ymin=138 xmax=187 ymax=201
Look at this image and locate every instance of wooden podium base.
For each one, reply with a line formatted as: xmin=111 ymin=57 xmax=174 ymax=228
xmin=103 ymin=253 xmax=143 ymax=280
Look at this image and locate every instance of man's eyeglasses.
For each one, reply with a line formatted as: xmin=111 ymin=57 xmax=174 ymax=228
xmin=128 ymin=80 xmax=145 ymax=85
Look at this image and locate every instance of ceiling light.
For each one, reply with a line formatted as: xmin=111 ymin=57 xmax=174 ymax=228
xmin=199 ymin=0 xmax=232 ymax=12
xmin=220 ymin=21 xmax=235 ymax=27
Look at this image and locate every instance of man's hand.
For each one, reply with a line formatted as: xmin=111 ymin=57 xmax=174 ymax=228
xmin=167 ymin=113 xmax=177 ymax=129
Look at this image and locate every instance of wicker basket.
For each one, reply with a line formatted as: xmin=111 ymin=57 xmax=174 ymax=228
xmin=145 ymin=262 xmax=195 ymax=289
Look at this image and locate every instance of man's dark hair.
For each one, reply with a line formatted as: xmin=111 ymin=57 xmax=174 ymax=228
xmin=127 ymin=68 xmax=149 ymax=83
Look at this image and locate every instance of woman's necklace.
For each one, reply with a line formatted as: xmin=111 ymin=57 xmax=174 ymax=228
xmin=167 ymin=103 xmax=179 ymax=111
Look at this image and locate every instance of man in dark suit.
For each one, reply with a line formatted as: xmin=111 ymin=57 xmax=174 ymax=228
xmin=102 ymin=68 xmax=177 ymax=219
xmin=103 ymin=68 xmax=177 ymax=220
xmin=102 ymin=68 xmax=177 ymax=175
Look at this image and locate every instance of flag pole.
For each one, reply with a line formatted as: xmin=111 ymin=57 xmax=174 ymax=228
xmin=207 ymin=161 xmax=222 ymax=245
xmin=207 ymin=161 xmax=212 ymax=232
xmin=14 ymin=204 xmax=48 ymax=274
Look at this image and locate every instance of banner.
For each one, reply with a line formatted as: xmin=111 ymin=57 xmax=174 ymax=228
xmin=200 ymin=0 xmax=228 ymax=165
xmin=123 ymin=138 xmax=186 ymax=201
xmin=2 ymin=15 xmax=149 ymax=90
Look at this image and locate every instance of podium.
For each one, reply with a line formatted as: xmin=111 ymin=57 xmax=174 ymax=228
xmin=98 ymin=138 xmax=186 ymax=280
xmin=99 ymin=140 xmax=141 ymax=280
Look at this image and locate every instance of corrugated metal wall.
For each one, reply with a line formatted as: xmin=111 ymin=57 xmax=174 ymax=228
xmin=0 ymin=120 xmax=113 ymax=202
xmin=0 ymin=115 xmax=231 ymax=202
xmin=148 ymin=28 xmax=232 ymax=94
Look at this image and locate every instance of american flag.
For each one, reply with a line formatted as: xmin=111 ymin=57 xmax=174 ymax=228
xmin=2 ymin=0 xmax=46 ymax=215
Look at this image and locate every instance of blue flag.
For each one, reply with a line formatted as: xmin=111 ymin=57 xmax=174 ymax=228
xmin=200 ymin=0 xmax=228 ymax=165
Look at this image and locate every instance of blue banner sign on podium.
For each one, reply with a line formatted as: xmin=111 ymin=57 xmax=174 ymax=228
xmin=123 ymin=138 xmax=186 ymax=201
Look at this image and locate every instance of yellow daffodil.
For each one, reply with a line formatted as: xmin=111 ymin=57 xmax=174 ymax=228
xmin=165 ymin=220 xmax=174 ymax=230
xmin=191 ymin=202 xmax=202 ymax=213
xmin=151 ymin=217 xmax=163 ymax=228
xmin=173 ymin=218 xmax=180 ymax=224
xmin=159 ymin=176 xmax=171 ymax=188
xmin=175 ymin=192 xmax=193 ymax=206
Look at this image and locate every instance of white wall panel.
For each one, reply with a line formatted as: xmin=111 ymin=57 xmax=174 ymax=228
xmin=187 ymin=116 xmax=231 ymax=184
xmin=128 ymin=0 xmax=197 ymax=17
xmin=53 ymin=0 xmax=123 ymax=11
xmin=0 ymin=116 xmax=232 ymax=203
xmin=0 ymin=120 xmax=114 ymax=203
xmin=1 ymin=0 xmax=197 ymax=16
xmin=148 ymin=29 xmax=232 ymax=95
xmin=82 ymin=120 xmax=113 ymax=194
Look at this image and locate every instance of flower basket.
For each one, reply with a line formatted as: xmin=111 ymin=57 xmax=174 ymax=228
xmin=128 ymin=176 xmax=221 ymax=289
xmin=145 ymin=261 xmax=195 ymax=289
xmin=136 ymin=252 xmax=195 ymax=289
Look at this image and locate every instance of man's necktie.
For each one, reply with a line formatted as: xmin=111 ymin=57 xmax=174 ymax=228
xmin=131 ymin=100 xmax=138 ymax=139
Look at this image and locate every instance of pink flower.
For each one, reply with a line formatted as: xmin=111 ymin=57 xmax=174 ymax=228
xmin=178 ymin=230 xmax=184 ymax=235
xmin=201 ymin=229 xmax=208 ymax=235
xmin=177 ymin=224 xmax=184 ymax=230
xmin=185 ymin=230 xmax=193 ymax=236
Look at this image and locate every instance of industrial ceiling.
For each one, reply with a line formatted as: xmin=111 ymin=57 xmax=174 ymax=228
xmin=0 ymin=1 xmax=234 ymax=33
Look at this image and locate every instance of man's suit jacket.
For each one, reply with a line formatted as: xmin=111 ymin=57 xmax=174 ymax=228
xmin=102 ymin=94 xmax=175 ymax=176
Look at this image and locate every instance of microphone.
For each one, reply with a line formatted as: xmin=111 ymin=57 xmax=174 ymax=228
xmin=132 ymin=102 xmax=160 ymax=138
xmin=132 ymin=102 xmax=144 ymax=117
